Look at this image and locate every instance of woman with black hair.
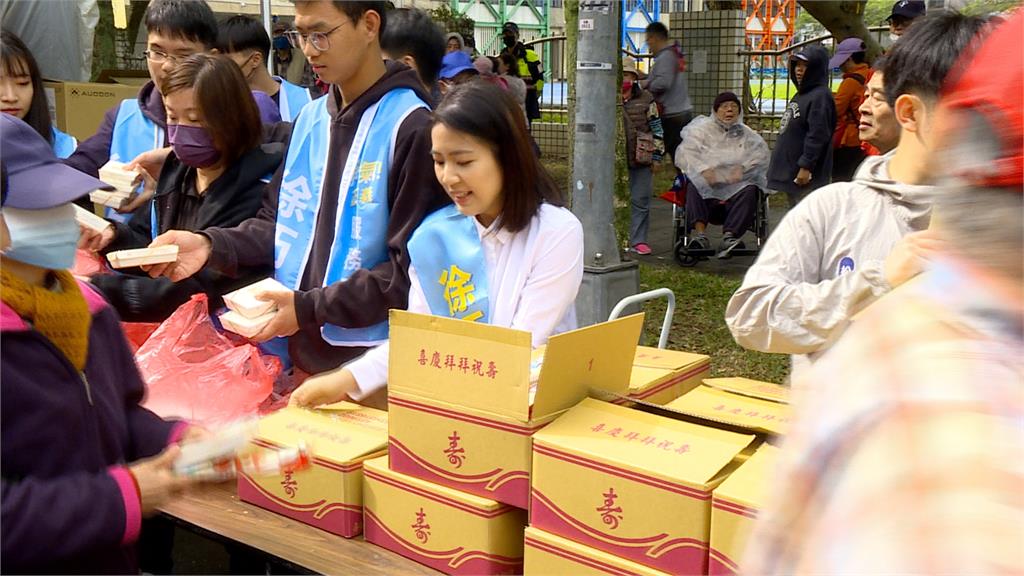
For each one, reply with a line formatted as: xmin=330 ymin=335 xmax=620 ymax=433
xmin=0 ymin=30 xmax=77 ymax=157
xmin=289 ymin=81 xmax=584 ymax=407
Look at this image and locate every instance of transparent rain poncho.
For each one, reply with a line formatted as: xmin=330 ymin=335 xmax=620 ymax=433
xmin=675 ymin=113 xmax=770 ymax=202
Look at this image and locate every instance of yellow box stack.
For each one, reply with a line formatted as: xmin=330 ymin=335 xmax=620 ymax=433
xmin=529 ymin=398 xmax=757 ymax=575
xmin=236 ymin=403 xmax=387 ymax=538
xmin=708 ymin=444 xmax=779 ymax=575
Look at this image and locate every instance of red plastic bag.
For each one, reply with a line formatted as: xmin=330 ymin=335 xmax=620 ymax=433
xmin=136 ymin=294 xmax=281 ymax=426
xmin=72 ymin=249 xmax=108 ymax=278
xmin=121 ymin=322 xmax=161 ymax=353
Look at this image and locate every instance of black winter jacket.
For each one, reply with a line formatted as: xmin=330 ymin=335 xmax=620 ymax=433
xmin=767 ymin=44 xmax=837 ymax=195
xmin=92 ymin=144 xmax=284 ymax=321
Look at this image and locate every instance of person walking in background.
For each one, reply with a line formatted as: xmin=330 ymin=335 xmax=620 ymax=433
xmin=830 ymin=37 xmax=873 ymax=181
xmin=767 ymin=44 xmax=836 ymax=207
xmin=622 ymin=58 xmax=662 ymax=256
xmin=0 ymin=30 xmax=77 ymax=158
xmin=500 ymin=22 xmax=544 ymax=128
xmin=642 ymin=21 xmax=693 ymax=181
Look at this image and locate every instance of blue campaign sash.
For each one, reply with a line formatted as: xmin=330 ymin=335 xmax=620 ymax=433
xmin=274 ymin=77 xmax=313 ymax=122
xmin=51 ymin=127 xmax=77 ymax=159
xmin=274 ymin=88 xmax=428 ymax=347
xmin=407 ymin=205 xmax=490 ymax=324
xmin=108 ymin=99 xmax=164 ymax=223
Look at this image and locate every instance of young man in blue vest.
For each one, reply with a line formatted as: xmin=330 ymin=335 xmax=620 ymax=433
xmin=145 ymin=0 xmax=449 ymax=383
xmin=218 ymin=15 xmax=314 ymax=122
xmin=65 ymin=0 xmax=217 ymax=219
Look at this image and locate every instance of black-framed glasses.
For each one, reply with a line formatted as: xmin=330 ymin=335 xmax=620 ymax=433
xmin=284 ymin=22 xmax=347 ymax=52
xmin=143 ymin=49 xmax=197 ymax=64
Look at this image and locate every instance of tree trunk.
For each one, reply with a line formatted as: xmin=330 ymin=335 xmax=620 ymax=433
xmin=91 ymin=1 xmax=117 ymax=81
xmin=797 ymin=0 xmax=883 ymax=61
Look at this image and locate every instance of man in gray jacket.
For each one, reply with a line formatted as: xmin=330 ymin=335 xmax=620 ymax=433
xmin=643 ymin=22 xmax=692 ymax=168
xmin=725 ymin=12 xmax=988 ymax=379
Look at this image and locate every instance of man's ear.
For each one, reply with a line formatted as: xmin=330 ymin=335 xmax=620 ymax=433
xmin=209 ymin=47 xmax=220 ymax=55
xmin=362 ymin=10 xmax=382 ymax=42
xmin=893 ymin=93 xmax=924 ymax=134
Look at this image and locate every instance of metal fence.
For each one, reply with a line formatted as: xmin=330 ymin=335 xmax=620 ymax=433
xmin=741 ymin=25 xmax=892 ymax=146
xmin=524 ymin=35 xmax=571 ymax=159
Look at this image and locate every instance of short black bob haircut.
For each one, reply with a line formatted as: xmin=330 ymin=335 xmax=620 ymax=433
xmin=881 ymin=10 xmax=988 ymax=107
xmin=431 ymin=81 xmax=564 ymax=233
xmin=381 ymin=8 xmax=445 ymax=86
xmin=217 ymin=15 xmax=271 ymax=62
xmin=144 ymin=0 xmax=218 ymax=49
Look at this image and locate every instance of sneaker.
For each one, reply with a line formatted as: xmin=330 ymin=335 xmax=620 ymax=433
xmin=631 ymin=242 xmax=652 ymax=255
xmin=716 ymin=235 xmax=745 ymax=259
xmin=687 ymin=233 xmax=711 ymax=251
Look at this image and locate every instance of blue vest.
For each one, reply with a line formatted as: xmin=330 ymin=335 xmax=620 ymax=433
xmin=51 ymin=127 xmax=77 ymax=159
xmin=108 ymin=99 xmax=164 ymax=222
xmin=273 ymin=77 xmax=313 ymax=122
xmin=274 ymin=88 xmax=428 ymax=347
xmin=407 ymin=205 xmax=490 ymax=324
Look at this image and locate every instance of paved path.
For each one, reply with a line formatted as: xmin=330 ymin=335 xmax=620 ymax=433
xmin=625 ymin=193 xmax=788 ymax=279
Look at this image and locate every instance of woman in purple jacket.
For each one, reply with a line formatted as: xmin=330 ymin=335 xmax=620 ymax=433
xmin=0 ymin=115 xmax=198 ymax=573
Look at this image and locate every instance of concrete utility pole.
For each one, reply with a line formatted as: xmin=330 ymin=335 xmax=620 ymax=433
xmin=572 ymin=0 xmax=639 ymax=327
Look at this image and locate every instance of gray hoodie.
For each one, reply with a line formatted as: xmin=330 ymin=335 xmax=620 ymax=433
xmin=645 ymin=42 xmax=692 ymax=117
xmin=725 ymin=152 xmax=934 ymax=378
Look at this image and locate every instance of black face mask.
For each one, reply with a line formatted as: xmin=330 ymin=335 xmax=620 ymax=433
xmin=503 ymin=35 xmax=516 ymax=48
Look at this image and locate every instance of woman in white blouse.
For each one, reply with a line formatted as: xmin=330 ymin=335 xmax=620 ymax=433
xmin=290 ymin=81 xmax=584 ymax=408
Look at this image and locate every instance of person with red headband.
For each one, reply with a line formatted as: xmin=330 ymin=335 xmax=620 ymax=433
xmin=744 ymin=11 xmax=1023 ymax=574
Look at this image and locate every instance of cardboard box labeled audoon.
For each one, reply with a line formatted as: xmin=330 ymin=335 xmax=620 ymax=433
xmin=363 ymin=456 xmax=527 ymax=575
xmin=530 ymin=398 xmax=756 ymax=575
xmin=709 ymin=444 xmax=779 ymax=576
xmin=665 ymin=377 xmax=791 ymax=436
xmin=237 ymin=403 xmax=387 ymax=538
xmin=387 ymin=310 xmax=643 ymax=509
xmin=524 ymin=526 xmax=671 ymax=576
xmin=44 ymin=80 xmax=142 ymax=142
xmin=621 ymin=346 xmax=710 ymax=405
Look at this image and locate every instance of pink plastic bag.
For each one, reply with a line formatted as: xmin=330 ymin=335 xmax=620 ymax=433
xmin=136 ymin=294 xmax=281 ymax=426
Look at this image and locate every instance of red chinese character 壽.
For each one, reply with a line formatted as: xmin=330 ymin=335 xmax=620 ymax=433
xmin=486 ymin=361 xmax=498 ymax=379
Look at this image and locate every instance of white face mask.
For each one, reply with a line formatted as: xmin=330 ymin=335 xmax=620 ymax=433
xmin=889 ymin=32 xmax=901 ymax=42
xmin=1 ymin=204 xmax=79 ymax=270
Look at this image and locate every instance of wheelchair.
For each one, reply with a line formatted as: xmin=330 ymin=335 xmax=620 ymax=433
xmin=664 ymin=176 xmax=771 ymax=267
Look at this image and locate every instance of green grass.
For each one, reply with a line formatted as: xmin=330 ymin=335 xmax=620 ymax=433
xmin=541 ymin=157 xmax=791 ymax=385
xmin=750 ymin=78 xmax=844 ymax=101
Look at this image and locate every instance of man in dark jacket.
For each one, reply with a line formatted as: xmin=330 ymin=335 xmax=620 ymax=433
xmin=768 ymin=44 xmax=837 ymax=207
xmin=64 ymin=0 xmax=218 ymax=210
xmin=144 ymin=1 xmax=449 ymax=387
xmin=0 ymin=115 xmax=197 ymax=574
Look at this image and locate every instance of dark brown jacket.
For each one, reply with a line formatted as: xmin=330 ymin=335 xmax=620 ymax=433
xmin=202 ymin=62 xmax=449 ymax=374
xmin=623 ymin=87 xmax=655 ymax=168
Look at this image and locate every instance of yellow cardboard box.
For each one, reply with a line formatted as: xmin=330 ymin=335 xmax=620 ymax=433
xmin=530 ymin=398 xmax=757 ymax=574
xmin=237 ymin=403 xmax=387 ymax=538
xmin=622 ymin=346 xmax=711 ymax=405
xmin=709 ymin=444 xmax=779 ymax=575
xmin=524 ymin=526 xmax=672 ymax=576
xmin=665 ymin=377 xmax=791 ymax=436
xmin=43 ymin=80 xmax=142 ymax=142
xmin=388 ymin=310 xmax=643 ymax=509
xmin=363 ymin=456 xmax=527 ymax=575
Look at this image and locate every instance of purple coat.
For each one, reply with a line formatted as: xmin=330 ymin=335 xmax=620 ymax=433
xmin=1 ymin=280 xmax=184 ymax=574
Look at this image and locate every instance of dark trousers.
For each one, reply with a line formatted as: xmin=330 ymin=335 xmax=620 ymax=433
xmin=686 ymin=183 xmax=759 ymax=237
xmin=661 ymin=110 xmax=693 ymax=164
xmin=832 ymin=146 xmax=866 ymax=182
